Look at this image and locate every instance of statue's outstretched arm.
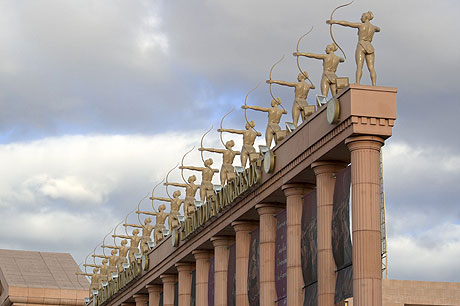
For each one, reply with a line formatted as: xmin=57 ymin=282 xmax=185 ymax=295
xmin=76 ymin=272 xmax=93 ymax=276
xmin=136 ymin=210 xmax=157 ymax=216
xmin=124 ymin=223 xmax=142 ymax=228
xmin=267 ymin=79 xmax=296 ymax=87
xmin=102 ymin=245 xmax=116 ymax=249
xmin=293 ymin=52 xmax=325 ymax=60
xmin=326 ymin=20 xmax=360 ymax=28
xmin=164 ymin=182 xmax=186 ymax=188
xmin=242 ymin=105 xmax=270 ymax=112
xmin=150 ymin=196 xmax=171 ymax=203
xmin=213 ymin=168 xmax=220 ymax=173
xmin=180 ymin=165 xmax=204 ymax=172
xmin=92 ymin=254 xmax=109 ymax=259
xmin=199 ymin=147 xmax=225 ymax=154
xmin=217 ymin=128 xmax=244 ymax=135
xmin=113 ymin=234 xmax=130 ymax=239
xmin=83 ymin=264 xmax=98 ymax=268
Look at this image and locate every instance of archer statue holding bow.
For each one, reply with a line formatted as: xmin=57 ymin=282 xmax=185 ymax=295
xmin=327 ymin=11 xmax=380 ymax=86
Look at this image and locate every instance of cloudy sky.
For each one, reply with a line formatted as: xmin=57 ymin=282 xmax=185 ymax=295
xmin=1 ymin=0 xmax=459 ymax=283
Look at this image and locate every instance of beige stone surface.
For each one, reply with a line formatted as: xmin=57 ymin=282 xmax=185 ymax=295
xmin=146 ymin=284 xmax=162 ymax=306
xmin=192 ymin=250 xmax=212 ymax=306
xmin=0 ymin=249 xmax=88 ymax=306
xmin=211 ymin=237 xmax=234 ymax=306
xmin=175 ymin=263 xmax=194 ymax=306
xmin=160 ymin=274 xmax=177 ymax=306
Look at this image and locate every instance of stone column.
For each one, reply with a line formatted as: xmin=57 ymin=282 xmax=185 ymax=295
xmin=146 ymin=285 xmax=162 ymax=306
xmin=312 ymin=161 xmax=347 ymax=306
xmin=160 ymin=274 xmax=177 ymax=306
xmin=133 ymin=294 xmax=149 ymax=306
xmin=282 ymin=183 xmax=315 ymax=306
xmin=193 ymin=250 xmax=213 ymax=306
xmin=211 ymin=236 xmax=235 ymax=306
xmin=256 ymin=204 xmax=284 ymax=306
xmin=175 ymin=263 xmax=195 ymax=306
xmin=121 ymin=303 xmax=135 ymax=306
xmin=231 ymin=221 xmax=259 ymax=306
xmin=346 ymin=136 xmax=384 ymax=306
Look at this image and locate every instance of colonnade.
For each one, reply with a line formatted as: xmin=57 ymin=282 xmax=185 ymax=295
xmin=119 ymin=136 xmax=384 ymax=306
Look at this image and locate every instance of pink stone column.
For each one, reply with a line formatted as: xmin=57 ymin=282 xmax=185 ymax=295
xmin=312 ymin=161 xmax=347 ymax=306
xmin=282 ymin=183 xmax=315 ymax=306
xmin=256 ymin=204 xmax=284 ymax=306
xmin=175 ymin=263 xmax=195 ymax=306
xmin=146 ymin=285 xmax=162 ymax=306
xmin=211 ymin=236 xmax=235 ymax=306
xmin=160 ymin=274 xmax=177 ymax=306
xmin=193 ymin=250 xmax=213 ymax=306
xmin=346 ymin=136 xmax=384 ymax=306
xmin=121 ymin=303 xmax=135 ymax=306
xmin=133 ymin=294 xmax=149 ymax=306
xmin=231 ymin=221 xmax=259 ymax=306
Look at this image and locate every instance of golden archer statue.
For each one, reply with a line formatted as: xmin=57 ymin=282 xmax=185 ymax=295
xmin=83 ymin=258 xmax=109 ymax=282
xmin=266 ymin=72 xmax=316 ymax=126
xmin=102 ymin=239 xmax=129 ymax=272
xmin=242 ymin=98 xmax=287 ymax=148
xmin=76 ymin=267 xmax=101 ymax=294
xmin=164 ymin=175 xmax=200 ymax=218
xmin=150 ymin=190 xmax=184 ymax=230
xmin=199 ymin=140 xmax=240 ymax=186
xmin=137 ymin=204 xmax=169 ymax=245
xmin=218 ymin=120 xmax=261 ymax=168
xmin=93 ymin=249 xmax=119 ymax=275
xmin=112 ymin=228 xmax=141 ymax=264
xmin=123 ymin=217 xmax=154 ymax=255
xmin=327 ymin=11 xmax=380 ymax=85
xmin=294 ymin=43 xmax=344 ymax=98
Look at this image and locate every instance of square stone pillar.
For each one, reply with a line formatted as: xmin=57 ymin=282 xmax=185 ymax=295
xmin=346 ymin=136 xmax=384 ymax=306
xmin=175 ymin=263 xmax=195 ymax=306
xmin=312 ymin=161 xmax=347 ymax=306
xmin=193 ymin=250 xmax=213 ymax=306
xmin=146 ymin=285 xmax=162 ymax=306
xmin=282 ymin=183 xmax=315 ymax=306
xmin=133 ymin=294 xmax=149 ymax=306
xmin=231 ymin=221 xmax=259 ymax=306
xmin=160 ymin=274 xmax=177 ymax=306
xmin=256 ymin=204 xmax=284 ymax=306
xmin=211 ymin=236 xmax=235 ymax=306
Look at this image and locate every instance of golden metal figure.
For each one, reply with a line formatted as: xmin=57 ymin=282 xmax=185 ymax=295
xmin=266 ymin=72 xmax=316 ymax=126
xmin=180 ymin=160 xmax=219 ymax=203
xmin=327 ymin=11 xmax=380 ymax=85
xmin=164 ymin=175 xmax=200 ymax=218
xmin=76 ymin=267 xmax=101 ymax=293
xmin=242 ymin=98 xmax=287 ymax=148
xmin=93 ymin=249 xmax=119 ymax=275
xmin=83 ymin=258 xmax=109 ymax=282
xmin=102 ymin=239 xmax=129 ymax=272
xmin=137 ymin=204 xmax=169 ymax=245
xmin=150 ymin=190 xmax=184 ymax=230
xmin=123 ymin=217 xmax=154 ymax=255
xmin=218 ymin=120 xmax=261 ymax=169
xmin=112 ymin=228 xmax=141 ymax=264
xmin=199 ymin=141 xmax=240 ymax=186
xmin=294 ymin=43 xmax=344 ymax=98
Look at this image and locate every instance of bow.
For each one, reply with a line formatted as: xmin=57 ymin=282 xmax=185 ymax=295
xmin=330 ymin=1 xmax=354 ymax=59
xmin=269 ymin=55 xmax=286 ymax=111
xmin=137 ymin=192 xmax=151 ymax=224
xmin=150 ymin=180 xmax=164 ymax=213
xmin=220 ymin=108 xmax=234 ymax=147
xmin=165 ymin=164 xmax=179 ymax=200
xmin=124 ymin=210 xmax=134 ymax=236
xmin=200 ymin=126 xmax=213 ymax=164
xmin=244 ymin=83 xmax=261 ymax=134
xmin=102 ymin=229 xmax=112 ymax=258
xmin=296 ymin=26 xmax=315 ymax=86
xmin=113 ymin=220 xmax=123 ymax=248
xmin=92 ymin=243 xmax=99 ymax=267
xmin=181 ymin=146 xmax=195 ymax=189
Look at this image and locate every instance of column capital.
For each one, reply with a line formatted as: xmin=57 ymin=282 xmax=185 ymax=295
xmin=255 ymin=203 xmax=284 ymax=216
xmin=281 ymin=183 xmax=315 ymax=197
xmin=160 ymin=274 xmax=177 ymax=284
xmin=175 ymin=262 xmax=195 ymax=272
xmin=311 ymin=161 xmax=348 ymax=175
xmin=210 ymin=236 xmax=235 ymax=247
xmin=192 ymin=249 xmax=213 ymax=260
xmin=146 ymin=284 xmax=162 ymax=293
xmin=345 ymin=135 xmax=384 ymax=151
xmin=231 ymin=221 xmax=259 ymax=232
xmin=133 ymin=294 xmax=149 ymax=303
